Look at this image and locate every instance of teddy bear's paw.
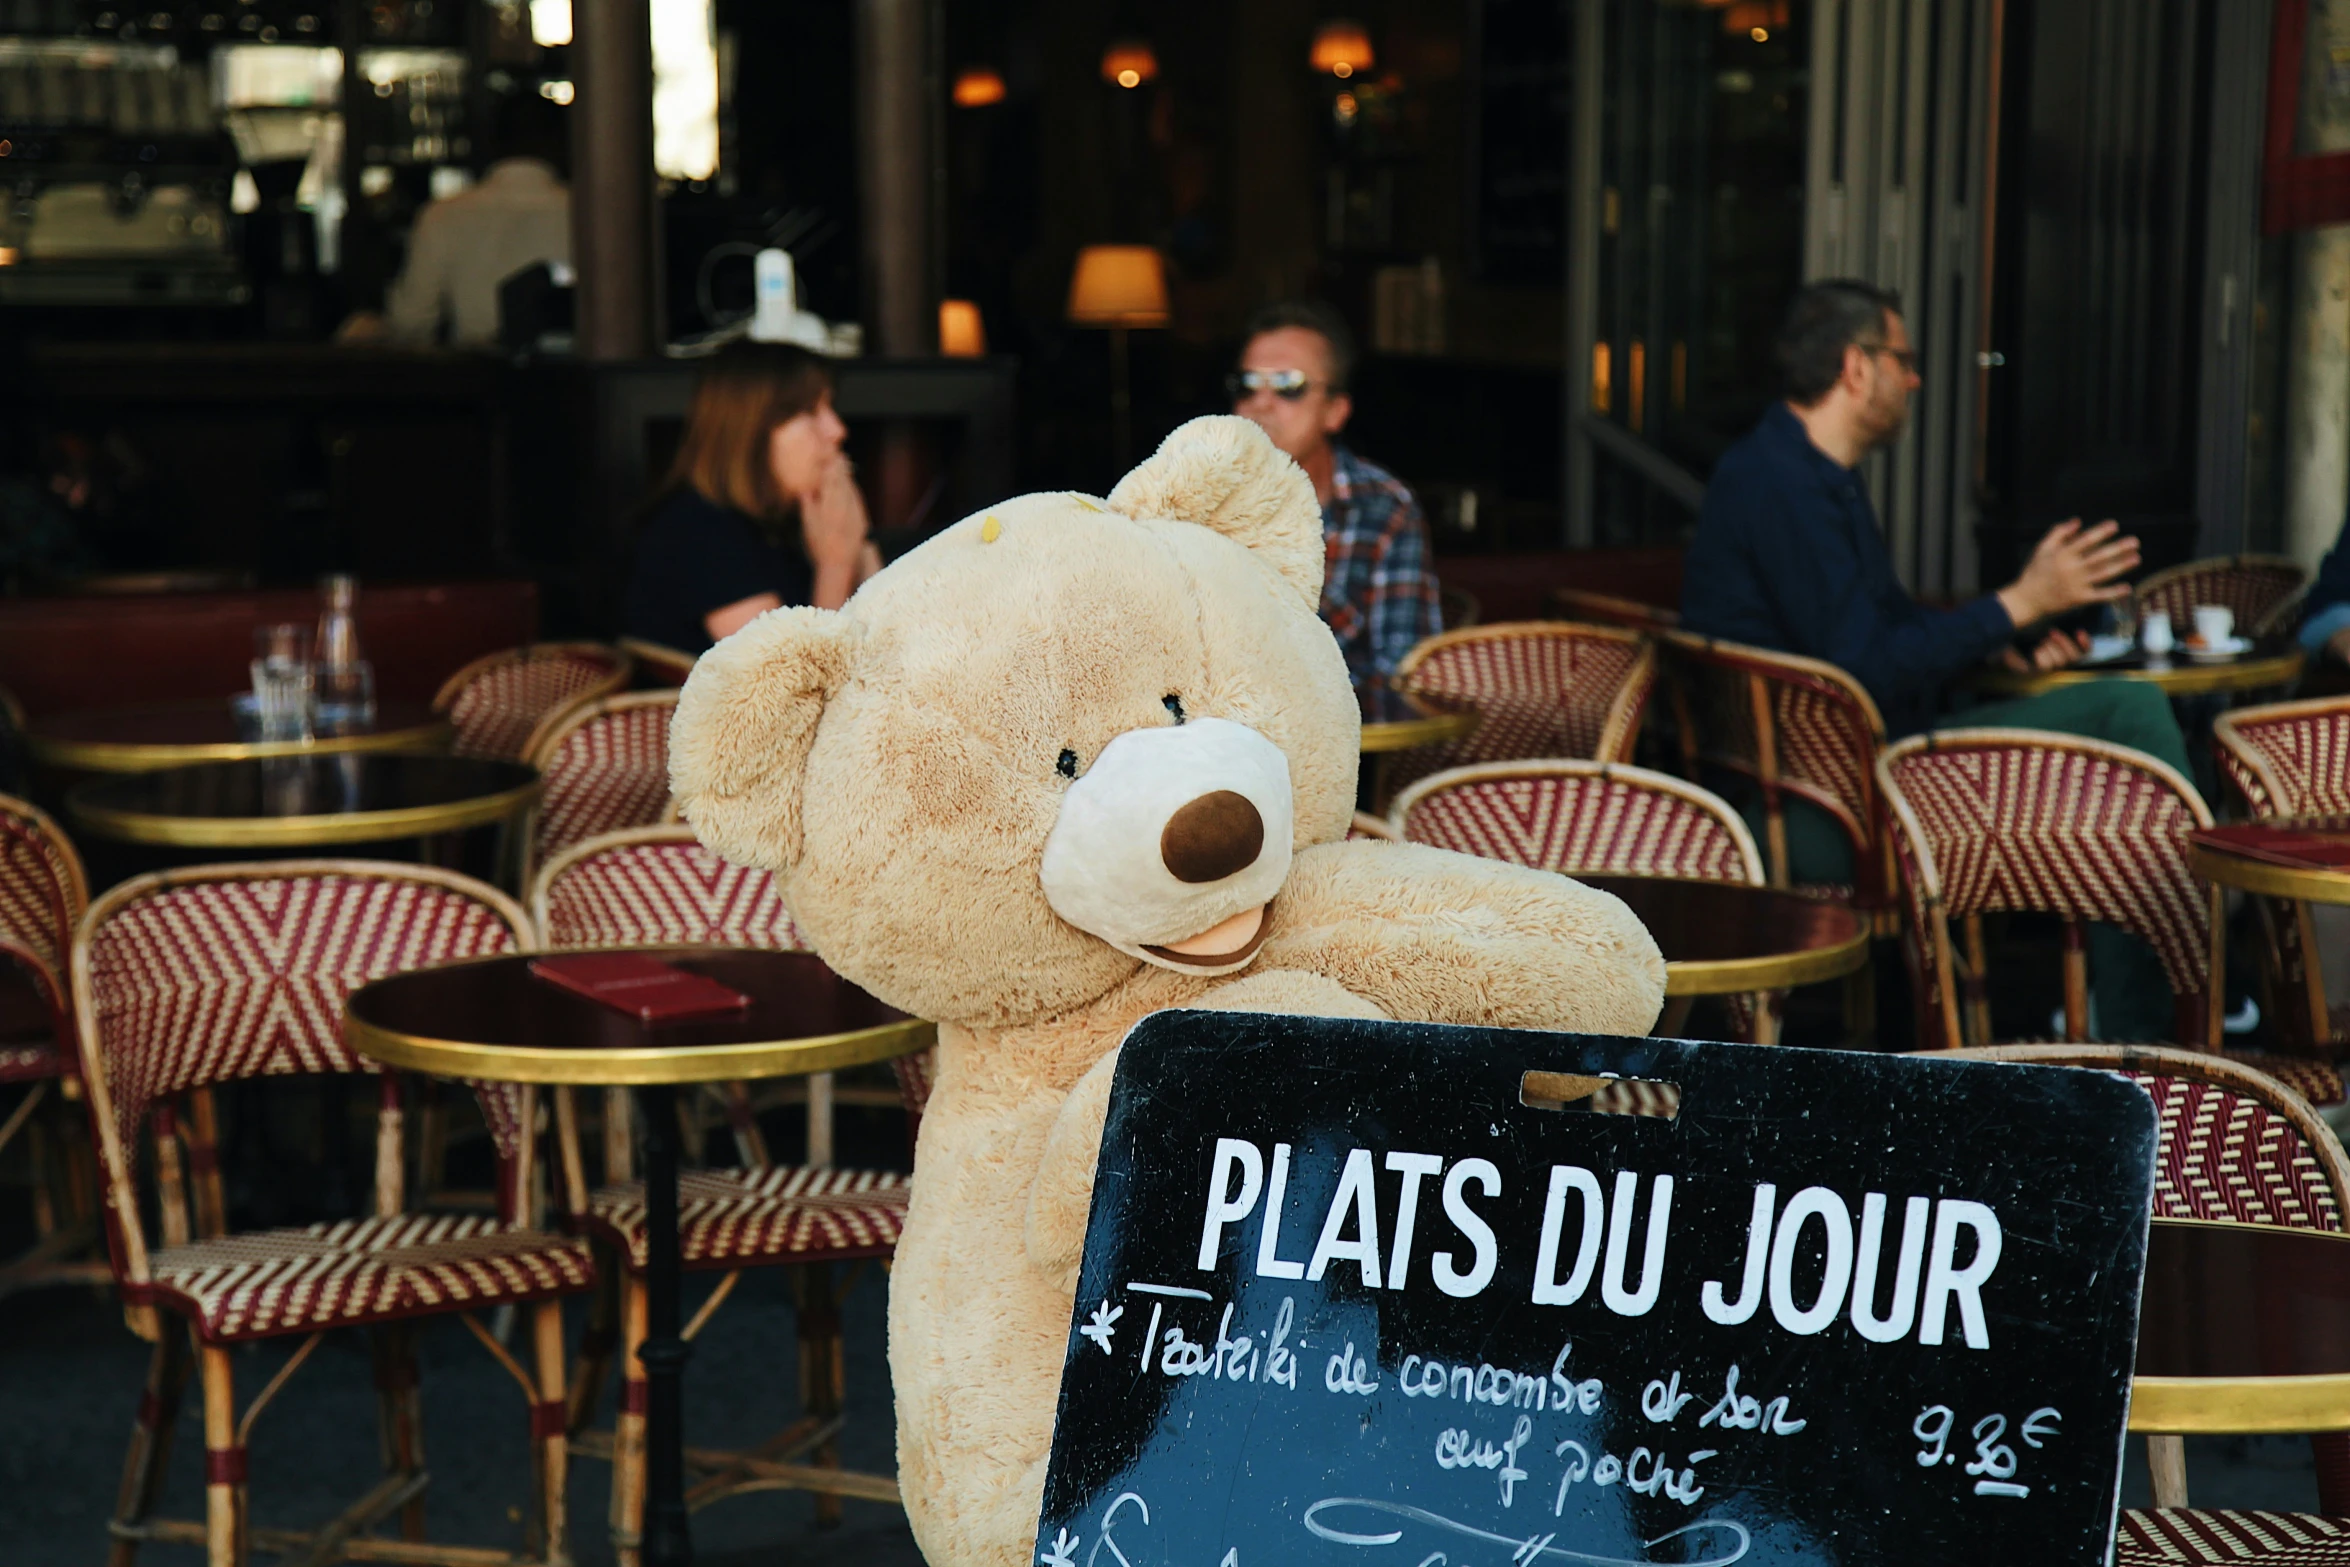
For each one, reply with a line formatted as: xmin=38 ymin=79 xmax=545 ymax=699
xmin=1197 ymin=967 xmax=1389 ymax=1022
xmin=1024 ymin=1049 xmax=1121 ymax=1282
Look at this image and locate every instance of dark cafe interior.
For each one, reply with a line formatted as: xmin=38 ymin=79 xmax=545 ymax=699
xmin=6 ymin=0 xmax=2350 ymax=1563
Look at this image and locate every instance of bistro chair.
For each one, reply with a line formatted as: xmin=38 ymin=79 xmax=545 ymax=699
xmin=0 ymin=792 xmax=103 ymax=1299
xmin=431 ymin=641 xmax=634 ymax=763
xmin=76 ymin=861 xmax=591 ymax=1567
xmin=1347 ymin=811 xmax=1399 ymax=842
xmin=523 ymin=691 xmax=683 ymax=881
xmin=530 ymin=825 xmax=918 ymax=1547
xmin=1549 ymin=586 xmax=1682 ymax=636
xmin=2134 ymin=553 xmax=2308 ymax=641
xmin=1391 ymin=759 xmax=1767 ymax=1040
xmin=1384 ymin=622 xmax=1654 ymax=805
xmin=1953 ymin=1043 xmax=2350 ymax=1549
xmin=1878 ymin=731 xmax=2341 ymax=1103
xmin=2213 ymin=694 xmax=2350 ymax=1057
xmin=618 ymin=636 xmax=698 ymax=689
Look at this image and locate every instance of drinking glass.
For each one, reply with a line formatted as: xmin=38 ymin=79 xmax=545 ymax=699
xmin=250 ymin=624 xmax=315 ymax=744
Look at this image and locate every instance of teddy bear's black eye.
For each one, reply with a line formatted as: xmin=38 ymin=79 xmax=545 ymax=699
xmin=1163 ymin=694 xmax=1185 ymax=724
xmin=1056 ymin=749 xmax=1078 ymax=779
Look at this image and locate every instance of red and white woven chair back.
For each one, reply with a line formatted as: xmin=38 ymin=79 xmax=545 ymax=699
xmin=2214 ymin=695 xmax=2350 ymax=824
xmin=433 ymin=641 xmax=633 ymax=762
xmin=1551 ymin=588 xmax=1681 ymax=636
xmin=0 ymin=796 xmax=86 ymax=1084
xmin=1388 ymin=624 xmax=1654 ymax=797
xmin=2134 ymin=554 xmax=2307 ymax=639
xmin=1879 ymin=731 xmax=2218 ymax=1041
xmin=1393 ymin=760 xmax=1762 ymax=885
xmin=71 ymin=865 xmax=534 ymax=1177
xmin=533 ymin=825 xmax=807 ymax=951
xmin=1956 ymin=1045 xmax=2350 ymax=1233
xmin=1661 ymin=632 xmax=1887 ymax=883
xmin=527 ymin=692 xmax=681 ymax=873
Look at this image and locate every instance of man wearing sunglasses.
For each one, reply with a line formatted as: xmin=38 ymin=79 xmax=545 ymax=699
xmin=1682 ymin=278 xmax=2196 ymax=1042
xmin=1229 ymin=301 xmax=1440 ymax=687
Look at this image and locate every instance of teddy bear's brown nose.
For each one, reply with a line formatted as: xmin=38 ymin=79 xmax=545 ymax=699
xmin=1160 ymin=790 xmax=1266 ymax=884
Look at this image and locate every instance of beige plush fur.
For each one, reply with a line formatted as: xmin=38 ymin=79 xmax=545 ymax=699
xmin=670 ymin=415 xmax=1665 ymax=1567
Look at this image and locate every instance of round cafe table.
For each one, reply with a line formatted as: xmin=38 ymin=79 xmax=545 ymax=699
xmin=1973 ymin=636 xmax=2305 ymax=699
xmin=66 ymin=754 xmax=538 ymax=849
xmin=345 ymin=946 xmax=934 ymax=1567
xmin=1358 ymin=683 xmax=1478 ymax=753
xmin=26 ymin=697 xmax=450 ymax=773
xmin=2131 ymin=1218 xmax=2350 ymax=1436
xmin=1578 ymin=874 xmax=1871 ymax=1044
xmin=2189 ymin=827 xmax=2350 ymax=909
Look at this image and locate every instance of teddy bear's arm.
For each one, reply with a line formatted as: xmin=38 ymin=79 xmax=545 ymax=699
xmin=1022 ymin=970 xmax=1387 ymax=1286
xmin=1255 ymin=840 xmax=1667 ymax=1037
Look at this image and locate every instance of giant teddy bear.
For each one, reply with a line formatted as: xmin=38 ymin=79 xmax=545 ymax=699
xmin=668 ymin=415 xmax=1666 ymax=1567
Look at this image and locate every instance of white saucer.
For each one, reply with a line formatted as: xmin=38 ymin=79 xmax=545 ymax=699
xmin=2183 ymin=635 xmax=2253 ymax=662
xmin=2080 ymin=635 xmax=2134 ymax=665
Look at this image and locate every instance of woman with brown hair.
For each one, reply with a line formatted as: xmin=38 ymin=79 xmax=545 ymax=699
xmin=624 ymin=341 xmax=881 ymax=653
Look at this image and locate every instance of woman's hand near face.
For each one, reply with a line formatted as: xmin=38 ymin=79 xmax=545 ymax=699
xmin=803 ymin=453 xmax=871 ymax=610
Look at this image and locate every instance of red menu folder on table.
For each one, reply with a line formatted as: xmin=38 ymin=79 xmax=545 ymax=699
xmin=2192 ymin=825 xmax=2350 ymax=872
xmin=527 ymin=953 xmax=753 ymax=1024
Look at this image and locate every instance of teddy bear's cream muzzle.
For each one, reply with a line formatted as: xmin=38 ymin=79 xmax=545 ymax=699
xmin=1037 ymin=716 xmax=1293 ymax=976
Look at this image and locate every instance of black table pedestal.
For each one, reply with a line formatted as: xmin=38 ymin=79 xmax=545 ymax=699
xmin=636 ymin=1081 xmax=694 ymax=1566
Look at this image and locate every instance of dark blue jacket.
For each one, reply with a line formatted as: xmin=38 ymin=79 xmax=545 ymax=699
xmin=1679 ymin=403 xmax=2015 ymax=737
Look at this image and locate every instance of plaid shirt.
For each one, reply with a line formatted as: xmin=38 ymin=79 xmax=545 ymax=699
xmin=1320 ymin=445 xmax=1441 ymax=685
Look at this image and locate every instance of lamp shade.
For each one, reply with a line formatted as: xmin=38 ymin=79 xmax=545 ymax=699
xmin=1066 ymin=245 xmax=1169 ymax=327
xmin=939 ymin=298 xmax=987 ymax=357
xmin=1099 ymin=39 xmax=1159 ymax=89
xmin=952 ymin=65 xmax=1006 ymax=107
xmin=1309 ymin=19 xmax=1374 ymax=77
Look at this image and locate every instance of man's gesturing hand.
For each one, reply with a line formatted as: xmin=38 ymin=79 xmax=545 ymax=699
xmin=1996 ymin=518 xmax=2140 ymax=630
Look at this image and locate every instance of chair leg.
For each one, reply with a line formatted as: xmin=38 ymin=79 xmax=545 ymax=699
xmin=567 ymin=1256 xmax=622 ymax=1436
xmin=531 ymin=1299 xmax=571 ymax=1566
xmin=107 ymin=1326 xmax=193 ymax=1567
xmin=610 ymin=1274 xmax=650 ymax=1564
xmin=200 ymin=1344 xmax=245 ymax=1567
xmin=370 ymin=1323 xmax=427 ymax=1542
xmin=2146 ymin=1434 xmax=2188 ymax=1510
xmin=795 ymin=1264 xmax=846 ymax=1528
xmin=2313 ymin=1433 xmax=2350 ymax=1515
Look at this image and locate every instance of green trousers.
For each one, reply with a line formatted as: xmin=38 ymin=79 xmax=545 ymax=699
xmin=1748 ymin=679 xmax=2193 ymax=1043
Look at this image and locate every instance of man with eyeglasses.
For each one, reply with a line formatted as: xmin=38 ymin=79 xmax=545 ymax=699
xmin=1682 ymin=278 xmax=2199 ymax=1042
xmin=1229 ymin=300 xmax=1440 ymax=687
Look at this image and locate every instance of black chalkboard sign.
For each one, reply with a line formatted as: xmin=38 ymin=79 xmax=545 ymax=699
xmin=1035 ymin=1013 xmax=2156 ymax=1567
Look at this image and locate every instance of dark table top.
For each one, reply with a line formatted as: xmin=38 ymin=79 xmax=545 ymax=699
xmin=345 ymin=946 xmax=933 ymax=1086
xmin=67 ymin=754 xmax=539 ymax=847
xmin=1973 ymin=634 xmax=2304 ymax=696
xmin=27 ymin=697 xmax=449 ymax=771
xmin=1578 ymin=874 xmax=1871 ymax=995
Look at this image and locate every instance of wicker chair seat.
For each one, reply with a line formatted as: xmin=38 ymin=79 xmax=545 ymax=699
xmin=0 ymin=1039 xmax=59 ymax=1083
xmin=585 ymin=1165 xmax=909 ymax=1271
xmin=141 ymin=1213 xmax=592 ymax=1342
xmin=2119 ymin=1509 xmax=2350 ymax=1562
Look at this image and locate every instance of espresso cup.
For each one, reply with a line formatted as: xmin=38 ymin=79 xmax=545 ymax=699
xmin=2192 ymin=604 xmax=2235 ymax=647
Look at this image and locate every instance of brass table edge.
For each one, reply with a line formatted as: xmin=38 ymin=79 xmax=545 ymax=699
xmin=2129 ymin=1373 xmax=2350 ymax=1434
xmin=1973 ymin=650 xmax=2305 ymax=699
xmin=1662 ymin=924 xmax=1873 ymax=996
xmin=345 ymin=1006 xmax=937 ymax=1086
xmin=2190 ymin=842 xmax=2350 ymax=907
xmin=68 ymin=777 xmax=541 ymax=848
xmin=29 ymin=717 xmax=455 ymax=774
xmin=1360 ymin=712 xmax=1480 ymax=754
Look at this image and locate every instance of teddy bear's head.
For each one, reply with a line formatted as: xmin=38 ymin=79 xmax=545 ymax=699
xmin=668 ymin=415 xmax=1359 ymax=1028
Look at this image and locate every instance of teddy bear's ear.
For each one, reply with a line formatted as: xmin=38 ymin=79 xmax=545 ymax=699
xmin=1105 ymin=414 xmax=1323 ymax=608
xmin=668 ymin=606 xmax=861 ymax=871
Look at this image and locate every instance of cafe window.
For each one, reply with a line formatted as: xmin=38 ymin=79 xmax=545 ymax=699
xmin=1591 ymin=0 xmax=1810 ymax=489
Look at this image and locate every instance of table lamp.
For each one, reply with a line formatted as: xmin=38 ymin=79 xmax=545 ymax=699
xmin=1066 ymin=243 xmax=1169 ymax=468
